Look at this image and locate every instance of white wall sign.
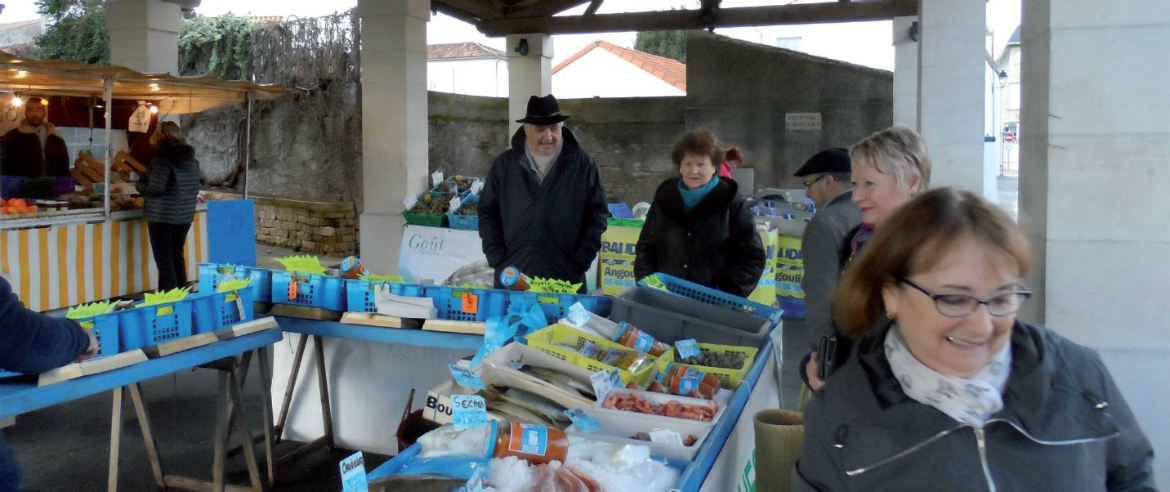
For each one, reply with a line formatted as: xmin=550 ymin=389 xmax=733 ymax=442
xmin=785 ymin=112 xmax=822 ymax=131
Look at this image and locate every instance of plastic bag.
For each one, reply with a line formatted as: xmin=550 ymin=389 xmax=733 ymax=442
xmin=395 ymin=456 xmax=489 ymax=481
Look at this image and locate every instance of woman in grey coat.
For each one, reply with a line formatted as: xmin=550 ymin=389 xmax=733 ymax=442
xmin=137 ymin=121 xmax=201 ymax=291
xmin=792 ymin=188 xmax=1154 ymax=491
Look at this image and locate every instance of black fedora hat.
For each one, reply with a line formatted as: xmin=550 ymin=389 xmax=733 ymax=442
xmin=515 ymin=94 xmax=570 ymax=125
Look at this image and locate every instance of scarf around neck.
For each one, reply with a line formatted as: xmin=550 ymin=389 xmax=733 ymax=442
xmin=884 ymin=325 xmax=1011 ymax=428
xmin=678 ymin=176 xmax=720 ymax=213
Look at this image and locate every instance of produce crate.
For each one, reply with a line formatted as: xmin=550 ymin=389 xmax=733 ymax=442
xmin=190 ymin=289 xmax=256 ymax=334
xmin=611 ymin=286 xmax=774 ymax=348
xmin=197 ymin=263 xmax=272 ymax=304
xmin=271 ymin=271 xmax=346 ymax=312
xmin=344 ymin=279 xmax=426 ymax=313
xmin=506 ymin=291 xmax=613 ymax=325
xmin=525 ymin=324 xmax=662 ymax=387
xmin=657 ymin=342 xmax=759 ymax=389
xmin=640 ymin=273 xmax=784 ymax=323
xmin=83 ymin=301 xmax=194 ymax=355
xmin=429 ymin=176 xmax=481 ymax=197
xmin=445 ymin=213 xmax=478 ymax=230
xmin=423 ymin=286 xmax=507 ymax=321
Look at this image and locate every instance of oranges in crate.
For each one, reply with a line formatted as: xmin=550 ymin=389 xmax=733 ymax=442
xmin=1 ymin=199 xmax=37 ymax=215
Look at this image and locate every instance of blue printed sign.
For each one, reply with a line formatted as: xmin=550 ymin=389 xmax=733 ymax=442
xmin=207 ymin=200 xmax=257 ymax=266
xmin=563 ymin=408 xmax=601 ymax=434
xmin=339 ymin=451 xmax=367 ymax=492
xmin=449 ymin=363 xmax=486 ymax=390
xmin=676 ymin=339 xmax=701 ymax=359
xmin=452 ymin=395 xmax=489 ymax=430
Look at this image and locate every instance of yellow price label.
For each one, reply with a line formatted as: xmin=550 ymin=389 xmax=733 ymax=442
xmin=157 ymin=306 xmax=174 ymax=316
xmin=80 ymin=320 xmax=95 ymax=330
xmin=225 ymin=294 xmax=238 ymax=303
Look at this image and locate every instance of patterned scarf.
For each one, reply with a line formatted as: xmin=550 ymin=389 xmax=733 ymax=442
xmin=884 ymin=325 xmax=1011 ymax=428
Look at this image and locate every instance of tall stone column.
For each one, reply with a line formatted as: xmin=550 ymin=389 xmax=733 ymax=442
xmin=1020 ymin=0 xmax=1170 ymax=483
xmin=892 ymin=16 xmax=918 ymax=130
xmin=917 ymin=0 xmax=990 ymax=198
xmin=506 ymin=34 xmax=553 ymax=134
xmin=105 ymin=0 xmax=182 ymax=74
xmin=356 ymin=0 xmax=430 ymax=274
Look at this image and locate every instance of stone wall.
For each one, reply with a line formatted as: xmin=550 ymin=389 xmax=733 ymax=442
xmin=206 ymin=192 xmax=357 ymax=255
xmin=184 ymin=32 xmax=892 ymax=222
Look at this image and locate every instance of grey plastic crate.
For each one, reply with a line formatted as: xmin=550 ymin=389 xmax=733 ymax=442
xmin=610 ymin=286 xmax=777 ymax=348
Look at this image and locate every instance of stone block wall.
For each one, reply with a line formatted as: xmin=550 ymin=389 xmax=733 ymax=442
xmin=206 ymin=192 xmax=357 ymax=255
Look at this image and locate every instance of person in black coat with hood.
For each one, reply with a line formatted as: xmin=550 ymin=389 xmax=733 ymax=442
xmin=635 ymin=130 xmax=765 ymax=297
xmin=137 ymin=121 xmax=201 ymax=291
xmin=478 ymin=95 xmax=609 ymax=290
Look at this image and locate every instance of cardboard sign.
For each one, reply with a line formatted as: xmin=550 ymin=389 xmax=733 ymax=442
xmin=648 ymin=428 xmax=684 ymax=446
xmin=207 ymin=200 xmax=258 ymax=266
xmin=449 ymin=363 xmax=486 ymax=390
xmin=451 ymin=395 xmax=489 ymax=430
xmin=461 ymin=293 xmax=479 ymax=315
xmin=564 ymin=408 xmax=601 ymax=434
xmin=339 ymin=451 xmax=367 ymax=492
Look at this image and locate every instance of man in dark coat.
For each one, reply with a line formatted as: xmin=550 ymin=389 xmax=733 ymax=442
xmin=0 ymin=98 xmax=71 ymax=178
xmin=0 ymin=275 xmax=98 ymax=489
xmin=478 ymin=95 xmax=609 ymax=290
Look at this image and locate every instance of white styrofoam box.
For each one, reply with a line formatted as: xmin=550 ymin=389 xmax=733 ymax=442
xmin=592 ymin=388 xmax=730 ymax=428
xmin=423 ymin=379 xmax=505 ymax=426
xmin=566 ymin=409 xmax=713 ymax=461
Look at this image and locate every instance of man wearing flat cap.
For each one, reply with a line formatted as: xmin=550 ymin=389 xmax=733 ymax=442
xmin=793 ymin=148 xmax=862 ymax=382
xmin=478 ymin=94 xmax=609 ymax=291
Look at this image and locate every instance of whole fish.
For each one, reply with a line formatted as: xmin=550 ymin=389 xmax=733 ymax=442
xmin=520 ymin=365 xmax=597 ymax=400
xmin=498 ymin=387 xmax=570 ymax=427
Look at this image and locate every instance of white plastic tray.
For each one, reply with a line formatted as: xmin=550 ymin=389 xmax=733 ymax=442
xmin=566 ymin=409 xmax=713 ymax=461
xmin=479 ymin=342 xmax=596 ymax=410
xmin=591 ymin=388 xmax=730 ymax=428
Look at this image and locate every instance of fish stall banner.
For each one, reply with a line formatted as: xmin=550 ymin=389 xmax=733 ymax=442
xmin=398 ymin=225 xmax=491 ymax=286
xmin=599 ymin=221 xmax=642 ymax=295
xmin=748 ymin=228 xmax=779 ymax=307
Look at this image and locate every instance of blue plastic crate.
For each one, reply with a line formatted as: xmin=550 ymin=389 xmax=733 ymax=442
xmin=198 ymin=263 xmax=273 ymax=304
xmin=344 ymin=280 xmax=427 ymax=313
xmin=639 ymin=273 xmax=783 ymax=324
xmin=271 ymin=271 xmax=346 ymax=312
xmin=445 ymin=213 xmax=478 ymax=230
xmin=86 ymin=301 xmax=194 ymax=354
xmin=75 ymin=316 xmax=120 ymax=357
xmin=190 ymin=289 xmax=257 ymax=334
xmin=506 ymin=291 xmax=613 ymax=325
xmin=424 ymin=286 xmax=507 ymax=321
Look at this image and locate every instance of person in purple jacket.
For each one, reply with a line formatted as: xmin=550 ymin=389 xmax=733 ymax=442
xmin=0 ymin=276 xmax=98 ymax=490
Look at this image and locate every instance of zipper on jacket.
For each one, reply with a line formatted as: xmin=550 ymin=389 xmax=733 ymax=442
xmin=845 ymin=425 xmax=965 ymax=476
xmin=974 ymin=428 xmax=998 ymax=492
xmin=985 ymin=418 xmax=1119 ymax=446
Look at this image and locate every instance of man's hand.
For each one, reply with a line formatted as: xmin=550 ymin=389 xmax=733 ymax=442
xmin=77 ymin=329 xmax=99 ymax=362
xmin=806 ymin=351 xmax=826 ymax=392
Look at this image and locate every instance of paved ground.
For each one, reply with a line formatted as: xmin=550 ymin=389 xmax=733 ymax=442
xmin=998 ymin=174 xmax=1019 ymax=221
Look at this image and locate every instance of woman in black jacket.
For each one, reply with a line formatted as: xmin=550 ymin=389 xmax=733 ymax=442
xmin=634 ymin=130 xmax=765 ymax=297
xmin=792 ymin=188 xmax=1154 ymax=491
xmin=137 ymin=122 xmax=201 ymax=291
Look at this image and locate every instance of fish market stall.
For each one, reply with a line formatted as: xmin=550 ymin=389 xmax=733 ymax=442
xmin=0 ymin=52 xmax=284 ymax=311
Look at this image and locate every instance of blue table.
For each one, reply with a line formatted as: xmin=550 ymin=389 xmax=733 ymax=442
xmin=0 ymin=326 xmax=282 ymax=492
xmin=365 ymin=336 xmax=776 ymax=492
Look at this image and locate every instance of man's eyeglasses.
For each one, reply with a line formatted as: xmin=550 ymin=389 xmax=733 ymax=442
xmin=803 ymin=175 xmax=827 ymax=189
xmin=901 ymin=278 xmax=1032 ymax=318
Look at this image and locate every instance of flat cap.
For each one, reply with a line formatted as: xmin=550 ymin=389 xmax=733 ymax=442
xmin=794 ymin=148 xmax=851 ymax=177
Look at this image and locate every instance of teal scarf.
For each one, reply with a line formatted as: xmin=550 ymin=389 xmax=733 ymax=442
xmin=679 ymin=176 xmax=720 ymax=213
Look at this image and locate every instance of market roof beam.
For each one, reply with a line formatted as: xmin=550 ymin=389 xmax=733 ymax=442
xmin=584 ymin=0 xmax=603 ymax=16
xmin=478 ymin=0 xmax=917 ymax=36
xmin=432 ymin=0 xmax=505 ymax=21
xmin=504 ymin=0 xmax=591 ymax=18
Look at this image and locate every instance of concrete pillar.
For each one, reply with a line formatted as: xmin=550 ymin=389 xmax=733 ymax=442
xmin=916 ymin=0 xmax=990 ymax=198
xmin=506 ymin=34 xmax=553 ymax=134
xmin=1020 ymin=0 xmax=1170 ymax=484
xmin=105 ymin=0 xmax=181 ymax=74
xmin=892 ymin=16 xmax=918 ymax=129
xmin=356 ymin=0 xmax=430 ymax=275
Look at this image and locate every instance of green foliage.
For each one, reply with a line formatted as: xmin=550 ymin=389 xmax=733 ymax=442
xmin=179 ymin=14 xmax=258 ymax=79
xmin=634 ymin=29 xmax=687 ymax=64
xmin=35 ymin=0 xmax=110 ymax=64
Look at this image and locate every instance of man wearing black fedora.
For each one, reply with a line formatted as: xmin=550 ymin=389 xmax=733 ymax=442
xmin=478 ymin=94 xmax=609 ymax=291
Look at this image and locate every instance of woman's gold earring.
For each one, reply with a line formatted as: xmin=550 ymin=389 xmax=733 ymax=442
xmin=886 ymin=312 xmax=896 ymax=320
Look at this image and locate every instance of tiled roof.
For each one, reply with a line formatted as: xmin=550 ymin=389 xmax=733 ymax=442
xmin=428 ymin=42 xmax=507 ymax=60
xmin=553 ymin=41 xmax=686 ymax=91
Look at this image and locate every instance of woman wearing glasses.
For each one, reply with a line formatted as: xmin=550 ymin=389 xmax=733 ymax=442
xmin=791 ymin=188 xmax=1154 ymax=491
